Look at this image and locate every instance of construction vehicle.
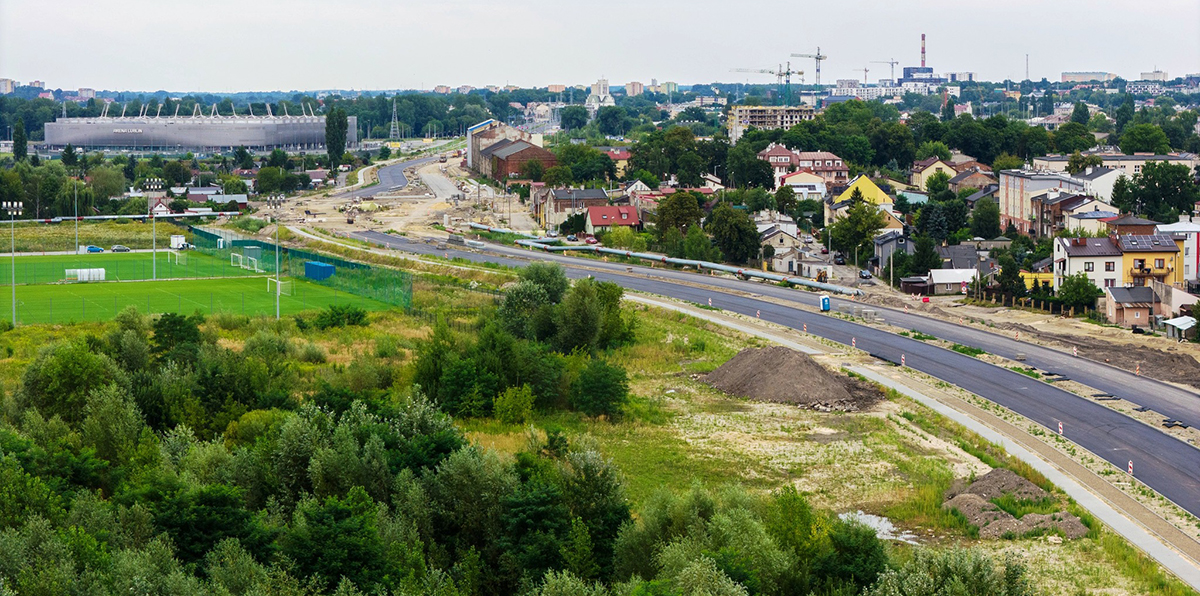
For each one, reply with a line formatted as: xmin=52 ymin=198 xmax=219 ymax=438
xmin=816 ymin=269 xmax=828 ymax=283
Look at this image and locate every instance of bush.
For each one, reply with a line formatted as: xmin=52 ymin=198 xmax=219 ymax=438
xmin=210 ymin=312 xmax=250 ymax=330
xmin=570 ymin=359 xmax=628 ymax=419
xmin=494 ymin=384 xmax=534 ymax=425
xmin=313 ymin=305 xmax=369 ymax=330
xmin=243 ymin=331 xmax=294 ymax=359
xmin=374 ymin=335 xmax=400 ymax=359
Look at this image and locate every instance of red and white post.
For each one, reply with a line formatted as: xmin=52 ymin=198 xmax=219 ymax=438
xmin=852 ymin=337 xmax=857 ymax=349
xmin=1128 ymin=460 xmax=1134 ymax=475
xmin=901 ymin=354 xmax=906 ymax=367
xmin=1058 ymin=421 xmax=1063 ymax=435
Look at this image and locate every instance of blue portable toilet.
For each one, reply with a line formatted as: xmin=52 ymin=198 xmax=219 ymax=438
xmin=819 ymin=295 xmax=831 ymax=312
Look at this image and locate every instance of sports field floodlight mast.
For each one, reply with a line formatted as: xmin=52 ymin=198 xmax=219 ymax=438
xmin=4 ymin=201 xmax=21 ymax=327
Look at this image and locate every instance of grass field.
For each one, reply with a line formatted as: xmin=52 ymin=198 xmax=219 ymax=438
xmin=5 ymin=220 xmax=188 ymax=253
xmin=0 ymin=249 xmax=272 ymax=285
xmin=0 ymin=275 xmax=392 ymax=324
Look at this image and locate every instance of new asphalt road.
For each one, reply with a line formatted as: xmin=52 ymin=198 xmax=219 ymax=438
xmin=341 ymin=157 xmax=438 ymax=199
xmin=353 ymin=230 xmax=1200 ymax=518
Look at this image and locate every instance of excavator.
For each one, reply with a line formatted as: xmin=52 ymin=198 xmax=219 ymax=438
xmin=816 ymin=269 xmax=828 ymax=283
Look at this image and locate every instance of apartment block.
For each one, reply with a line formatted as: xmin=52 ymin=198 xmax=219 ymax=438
xmin=727 ymin=105 xmax=817 ymax=143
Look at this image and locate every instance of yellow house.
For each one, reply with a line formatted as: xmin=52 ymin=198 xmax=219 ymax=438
xmin=826 ymin=175 xmax=891 ymax=223
xmin=1117 ymin=234 xmax=1186 ymax=287
xmin=910 ymin=157 xmax=957 ymax=190
xmin=1021 ymin=270 xmax=1054 ymax=290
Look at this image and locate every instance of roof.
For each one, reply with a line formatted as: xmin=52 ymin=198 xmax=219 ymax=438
xmin=587 ymin=205 xmax=640 ymax=227
xmin=1117 ymin=234 xmax=1179 ymax=252
xmin=759 ymin=224 xmax=799 ymax=241
xmin=1164 ymin=316 xmax=1197 ymax=331
xmin=1073 ymin=166 xmax=1117 ymax=181
xmin=492 ymin=140 xmax=550 ymax=160
xmin=1058 ymin=237 xmax=1122 ymax=257
xmin=552 ymin=188 xmax=608 ymax=200
xmin=1157 ymin=222 xmax=1200 ymax=233
xmin=479 ymin=138 xmax=514 ymax=158
xmin=874 ymin=230 xmax=906 ymax=245
xmin=964 ymin=185 xmax=998 ymax=205
xmin=604 ymin=149 xmax=632 ymax=160
xmin=928 ymin=268 xmax=979 ymax=285
xmin=1107 ymin=214 xmax=1161 ymax=227
xmin=1039 ymin=153 xmax=1194 ymax=163
xmin=912 ymin=157 xmax=947 ymax=170
xmin=1069 ymin=210 xmax=1119 ymax=220
xmin=947 ymin=169 xmax=995 ymax=184
xmin=1106 ymin=286 xmax=1158 ymax=306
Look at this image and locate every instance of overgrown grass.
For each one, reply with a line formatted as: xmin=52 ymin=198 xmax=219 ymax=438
xmin=227 ymin=216 xmax=268 ymax=234
xmin=1009 ymin=366 xmax=1042 ymax=379
xmin=899 ymin=330 xmax=937 ymax=341
xmin=951 ymin=344 xmax=986 ymax=357
xmin=991 ymin=494 xmax=1060 ymax=519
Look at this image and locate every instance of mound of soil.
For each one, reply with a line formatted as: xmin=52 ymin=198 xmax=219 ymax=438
xmin=943 ymin=469 xmax=1088 ymax=540
xmin=703 ymin=346 xmax=882 ymax=411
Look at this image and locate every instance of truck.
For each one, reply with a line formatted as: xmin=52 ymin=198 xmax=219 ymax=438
xmin=170 ymin=235 xmax=190 ymax=250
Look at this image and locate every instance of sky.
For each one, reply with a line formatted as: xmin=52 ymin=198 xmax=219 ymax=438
xmin=2 ymin=0 xmax=1198 ymax=94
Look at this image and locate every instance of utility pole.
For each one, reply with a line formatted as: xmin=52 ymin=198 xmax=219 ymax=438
xmin=5 ymin=202 xmax=19 ymax=327
xmin=275 ymin=199 xmax=280 ymax=320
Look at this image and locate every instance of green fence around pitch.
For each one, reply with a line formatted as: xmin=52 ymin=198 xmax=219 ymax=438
xmin=0 ymin=250 xmax=263 ymax=285
xmin=0 ymin=277 xmax=391 ymax=325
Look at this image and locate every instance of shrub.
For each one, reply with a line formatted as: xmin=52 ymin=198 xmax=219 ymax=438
xmin=243 ymin=331 xmax=294 ymax=359
xmin=210 ymin=312 xmax=250 ymax=330
xmin=298 ymin=342 xmax=328 ymax=364
xmin=494 ymin=384 xmax=534 ymax=425
xmin=570 ymin=359 xmax=628 ymax=419
xmin=313 ymin=305 xmax=369 ymax=330
xmin=374 ymin=335 xmax=400 ymax=359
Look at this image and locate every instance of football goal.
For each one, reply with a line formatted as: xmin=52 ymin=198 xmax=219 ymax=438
xmin=267 ymin=278 xmax=293 ymax=296
xmin=168 ymin=251 xmax=187 ymax=265
xmin=232 ymin=253 xmax=263 ymax=273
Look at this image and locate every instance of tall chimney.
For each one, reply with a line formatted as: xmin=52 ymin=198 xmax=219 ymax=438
xmin=921 ymin=34 xmax=926 ymax=68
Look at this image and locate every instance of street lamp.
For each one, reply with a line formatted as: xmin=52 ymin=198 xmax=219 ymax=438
xmin=3 ymin=201 xmax=20 ymax=327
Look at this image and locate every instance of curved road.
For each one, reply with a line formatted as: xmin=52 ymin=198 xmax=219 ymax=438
xmin=341 ymin=156 xmax=438 ymax=199
xmin=353 ymin=230 xmax=1200 ymax=519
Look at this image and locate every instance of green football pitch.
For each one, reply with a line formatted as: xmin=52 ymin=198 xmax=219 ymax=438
xmin=0 ymin=276 xmax=392 ymax=325
xmin=0 ymin=250 xmax=267 ymax=285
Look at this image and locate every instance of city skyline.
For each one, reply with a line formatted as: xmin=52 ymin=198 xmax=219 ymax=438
xmin=1 ymin=0 xmax=1198 ymax=93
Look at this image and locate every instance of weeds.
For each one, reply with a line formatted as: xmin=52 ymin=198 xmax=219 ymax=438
xmin=951 ymin=344 xmax=986 ymax=357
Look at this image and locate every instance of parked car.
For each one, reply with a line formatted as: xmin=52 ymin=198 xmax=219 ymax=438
xmin=859 ymin=270 xmax=872 ymax=279
xmin=111 ymin=245 xmax=131 ymax=252
xmin=566 ymin=235 xmax=578 ymax=242
xmin=585 ymin=237 xmax=599 ymax=244
xmin=820 ymin=247 xmax=828 ymax=254
xmin=546 ymin=230 xmax=559 ymax=238
xmin=86 ymin=245 xmax=104 ymax=253
xmin=834 ymin=255 xmax=845 ymax=265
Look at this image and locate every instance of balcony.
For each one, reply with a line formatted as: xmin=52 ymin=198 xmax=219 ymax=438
xmin=1129 ymin=266 xmax=1170 ymax=278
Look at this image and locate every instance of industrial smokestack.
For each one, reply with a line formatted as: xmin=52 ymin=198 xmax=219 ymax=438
xmin=921 ymin=33 xmax=926 ymax=67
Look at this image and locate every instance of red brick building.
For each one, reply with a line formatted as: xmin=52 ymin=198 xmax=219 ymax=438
xmin=489 ymin=141 xmax=557 ymax=181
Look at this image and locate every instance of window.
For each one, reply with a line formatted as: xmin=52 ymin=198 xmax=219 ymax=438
xmin=1084 ymin=262 xmax=1094 ymax=272
xmin=1155 ymin=258 xmax=1165 ymax=269
xmin=1135 ymin=311 xmax=1141 ymax=319
xmin=1105 ymin=261 xmax=1115 ymax=272
xmin=1104 ymin=279 xmax=1116 ymax=287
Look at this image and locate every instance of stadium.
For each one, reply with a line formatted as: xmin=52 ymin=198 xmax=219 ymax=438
xmin=42 ymin=113 xmax=358 ymax=153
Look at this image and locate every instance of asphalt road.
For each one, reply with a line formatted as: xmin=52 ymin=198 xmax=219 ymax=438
xmin=353 ymin=230 xmax=1200 ymax=517
xmin=341 ymin=157 xmax=438 ymax=199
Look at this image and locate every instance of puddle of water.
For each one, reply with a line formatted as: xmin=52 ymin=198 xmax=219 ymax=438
xmin=839 ymin=510 xmax=920 ymax=545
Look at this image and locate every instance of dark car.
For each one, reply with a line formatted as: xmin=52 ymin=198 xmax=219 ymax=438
xmin=111 ymin=245 xmax=131 ymax=252
xmin=834 ymin=255 xmax=846 ymax=265
xmin=566 ymin=235 xmax=578 ymax=242
xmin=859 ymin=270 xmax=872 ymax=279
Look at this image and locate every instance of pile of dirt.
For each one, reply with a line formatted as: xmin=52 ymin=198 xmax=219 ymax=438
xmin=943 ymin=469 xmax=1088 ymax=540
xmin=703 ymin=346 xmax=883 ymax=411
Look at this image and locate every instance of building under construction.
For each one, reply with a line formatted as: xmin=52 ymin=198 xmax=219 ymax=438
xmin=43 ymin=103 xmax=356 ymax=153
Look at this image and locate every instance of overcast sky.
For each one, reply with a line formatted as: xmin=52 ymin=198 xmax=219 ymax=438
xmin=2 ymin=0 xmax=1198 ymax=94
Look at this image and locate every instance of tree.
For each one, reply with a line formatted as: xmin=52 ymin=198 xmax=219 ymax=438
xmin=89 ymin=166 xmax=127 ymax=201
xmin=1115 ymin=94 xmax=1135 ymax=133
xmin=12 ymin=120 xmax=25 ymax=162
xmin=19 ymin=339 xmax=126 ymax=425
xmin=1119 ymin=124 xmax=1171 ymax=155
xmin=909 ymin=234 xmax=941 ymax=275
xmin=283 ymin=487 xmax=385 ymax=590
xmin=774 ymin=186 xmax=796 ymax=215
xmin=561 ymin=106 xmax=588 ymax=131
xmin=325 ymin=107 xmax=349 ymax=169
xmin=1065 ymin=151 xmax=1103 ymax=175
xmin=656 ymin=191 xmax=703 ymax=238
xmin=991 ymin=153 xmax=1024 ymax=171
xmin=828 ymin=190 xmax=886 ymax=265
xmin=726 ymin=142 xmax=774 ymax=189
xmin=521 ymin=262 xmax=570 ymax=303
xmin=256 ymin=167 xmax=284 ymax=195
xmin=867 ymin=549 xmax=1035 ymax=596
xmin=1052 ymin=122 xmax=1095 ymax=154
xmin=61 ymin=144 xmax=77 ymax=167
xmin=1112 ymin=160 xmax=1199 ymax=221
xmin=234 ymin=146 xmax=254 ymax=169
xmin=555 ymin=280 xmax=602 ymax=353
xmin=596 ymin=106 xmax=628 ymax=136
xmin=377 ymin=145 xmax=391 ymax=160
xmin=683 ymin=225 xmax=722 ymax=262
xmin=267 ymin=148 xmax=289 ymax=169
xmin=997 ymin=254 xmax=1026 ymax=297
xmin=970 ymin=199 xmax=1001 ymax=239
xmin=570 ymin=359 xmax=628 ymax=418
xmin=1058 ymin=274 xmax=1102 ymax=312
xmin=942 ymin=97 xmax=956 ymax=122
xmin=924 ymin=170 xmax=951 ymax=196
xmin=521 ymin=159 xmax=545 ymax=182
xmin=123 ymin=155 xmax=137 ymax=182
xmin=1070 ymin=102 xmax=1091 ymax=126
xmin=163 ymin=160 xmax=192 ymax=186
xmin=705 ymin=203 xmax=760 ymax=264
xmin=542 ymin=166 xmax=574 ymax=187
xmin=915 ymin=141 xmax=951 ymax=162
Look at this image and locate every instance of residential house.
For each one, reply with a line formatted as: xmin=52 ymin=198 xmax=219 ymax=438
xmin=727 ymin=105 xmax=817 ymax=143
xmin=532 ymin=188 xmax=609 ymax=228
xmin=1156 ymin=222 xmax=1200 ymax=282
xmin=1066 ymin=209 xmax=1120 ymax=236
xmin=771 ymin=247 xmax=805 ymax=274
xmin=701 ymin=173 xmax=725 ymax=191
xmin=927 ymin=269 xmax=981 ymax=295
xmin=757 ymin=144 xmax=848 ymax=188
xmin=937 ymin=244 xmax=999 ymax=279
xmin=1021 ymin=257 xmax=1055 ymax=291
xmin=779 ymin=170 xmax=826 ymax=200
xmin=1070 ymin=166 xmax=1122 ymax=203
xmin=758 ymin=143 xmax=800 ymax=186
xmin=760 ymin=224 xmax=801 ymax=254
xmin=910 ymin=157 xmax=957 ymax=190
xmin=1052 ymin=236 xmax=1123 ymax=290
xmin=602 ymin=148 xmax=631 ymax=178
xmin=1118 ymin=234 xmax=1184 ymax=287
xmin=963 ymin=185 xmax=998 ymax=211
xmin=950 ymin=159 xmax=992 ymax=174
xmin=947 ymin=168 xmax=996 ymax=194
xmin=1104 ymin=286 xmax=1161 ymax=327
xmin=585 ymin=205 xmax=640 ymax=235
xmin=997 ymin=170 xmax=1085 ymax=234
xmin=872 ymin=230 xmax=913 ymax=276
xmin=1106 ymin=214 xmax=1161 ymax=236
xmin=826 ymin=174 xmax=891 ymax=217
xmin=467 ymin=119 xmax=536 ymax=174
xmin=1031 ymin=152 xmax=1199 ymax=177
xmin=149 ymin=199 xmax=171 ymax=216
xmin=1030 ymin=190 xmax=1096 ymax=238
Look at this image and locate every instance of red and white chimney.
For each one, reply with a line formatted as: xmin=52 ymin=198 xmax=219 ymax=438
xmin=921 ymin=34 xmax=926 ymax=67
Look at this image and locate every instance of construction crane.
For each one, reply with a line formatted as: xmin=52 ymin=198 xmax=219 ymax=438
xmin=858 ymin=67 xmax=870 ymax=84
xmin=871 ymin=59 xmax=900 ymax=83
xmin=730 ymin=62 xmax=803 ymax=105
xmin=791 ymin=48 xmax=828 ymax=86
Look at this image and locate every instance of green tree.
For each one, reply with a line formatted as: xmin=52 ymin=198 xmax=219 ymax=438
xmin=560 ymin=518 xmax=600 ymax=581
xmin=915 ymin=140 xmax=951 ymax=162
xmin=1119 ymin=123 xmax=1171 ymax=155
xmin=123 ymin=155 xmax=137 ymax=182
xmin=596 ymin=106 xmax=628 ymax=136
xmin=494 ymin=384 xmax=534 ymax=424
xmin=997 ymin=254 xmax=1026 ymax=297
xmin=867 ymin=549 xmax=1035 ymax=596
xmin=909 ymin=234 xmax=941 ymax=275
xmin=705 ymin=203 xmax=760 ymax=264
xmin=656 ymin=191 xmax=703 ymax=238
xmin=683 ymin=225 xmax=722 ymax=262
xmin=89 ymin=166 xmax=127 ymax=200
xmin=12 ymin=120 xmax=25 ymax=162
xmin=377 ymin=145 xmax=391 ymax=160
xmin=255 ymin=167 xmax=284 ymax=195
xmin=521 ymin=159 xmax=545 ymax=182
xmin=284 ymin=487 xmax=385 ymax=590
xmin=1115 ymin=94 xmax=1135 ymax=133
xmin=1052 ymin=122 xmax=1095 ymax=154
xmin=1088 ymin=112 xmax=1113 ymax=134
xmin=325 ymin=107 xmax=349 ymax=169
xmin=542 ymin=165 xmax=574 ymax=187
xmin=555 ymin=281 xmax=602 ymax=353
xmin=991 ymin=153 xmax=1024 ymax=171
xmin=61 ymin=144 xmax=77 ymax=167
xmin=234 ymin=146 xmax=254 ymax=169
xmin=522 ymin=261 xmax=570 ymax=303
xmin=970 ymin=198 xmax=1001 ymax=239
xmin=570 ymin=359 xmax=628 ymax=418
xmin=774 ymin=186 xmax=796 ymax=215
xmin=19 ymin=339 xmax=126 ymax=425
xmin=1070 ymin=102 xmax=1091 ymax=125
xmin=561 ymin=106 xmax=589 ymax=131
xmin=828 ymin=189 xmax=886 ymax=264
xmin=924 ymin=170 xmax=951 ymax=196
xmin=267 ymin=148 xmax=289 ymax=169
xmin=162 ymin=160 xmax=192 ymax=186
xmin=156 ymin=484 xmax=257 ymax=566
xmin=1065 ymin=151 xmax=1103 ymax=174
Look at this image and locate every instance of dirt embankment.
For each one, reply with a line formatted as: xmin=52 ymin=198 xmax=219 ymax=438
xmin=944 ymin=469 xmax=1089 ymax=540
xmin=703 ymin=346 xmax=883 ymax=411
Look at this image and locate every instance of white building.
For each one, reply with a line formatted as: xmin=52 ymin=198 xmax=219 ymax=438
xmin=1139 ymin=70 xmax=1169 ymax=82
xmin=1126 ymin=82 xmax=1164 ymax=95
xmin=1157 ymin=222 xmax=1200 ymax=282
xmin=585 ymin=78 xmax=615 ymax=116
xmin=1053 ymin=236 xmax=1123 ymax=290
xmin=1070 ymin=166 xmax=1123 ymax=203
